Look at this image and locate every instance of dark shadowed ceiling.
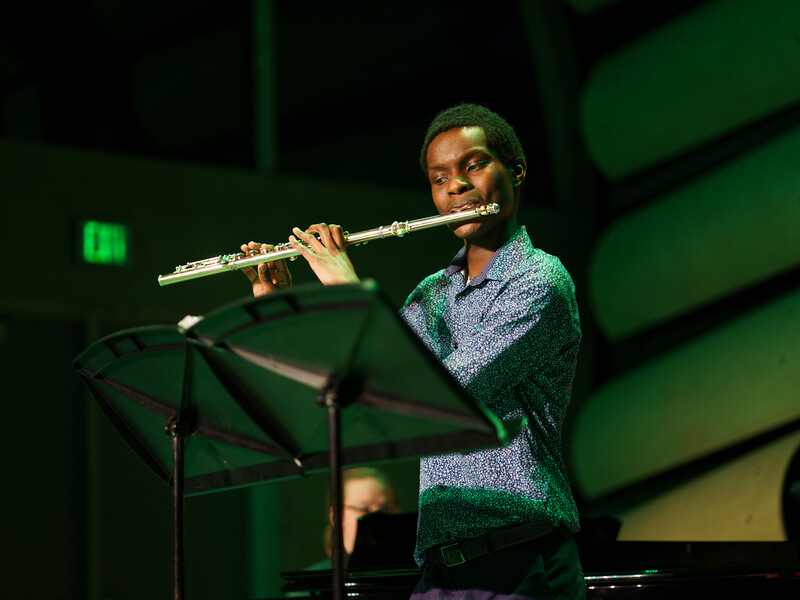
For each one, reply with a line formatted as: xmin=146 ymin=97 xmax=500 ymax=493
xmin=0 ymin=0 xmax=706 ymax=207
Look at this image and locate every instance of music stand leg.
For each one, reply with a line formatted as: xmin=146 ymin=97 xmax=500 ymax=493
xmin=167 ymin=418 xmax=187 ymax=600
xmin=322 ymin=387 xmax=345 ymax=600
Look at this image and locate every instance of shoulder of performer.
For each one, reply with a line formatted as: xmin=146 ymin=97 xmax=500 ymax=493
xmin=496 ymin=248 xmax=579 ymax=324
xmin=400 ymin=268 xmax=450 ymax=311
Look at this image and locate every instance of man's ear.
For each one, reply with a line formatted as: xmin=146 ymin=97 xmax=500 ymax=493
xmin=511 ymin=159 xmax=527 ymax=187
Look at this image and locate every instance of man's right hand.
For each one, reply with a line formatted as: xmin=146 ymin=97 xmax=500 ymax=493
xmin=239 ymin=241 xmax=292 ymax=297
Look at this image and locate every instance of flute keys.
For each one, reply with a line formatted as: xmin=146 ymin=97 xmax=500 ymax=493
xmin=390 ymin=221 xmax=408 ymax=237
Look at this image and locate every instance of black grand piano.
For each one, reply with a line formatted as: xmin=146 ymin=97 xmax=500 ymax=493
xmin=281 ymin=539 xmax=800 ymax=599
xmin=279 ymin=513 xmax=800 ymax=599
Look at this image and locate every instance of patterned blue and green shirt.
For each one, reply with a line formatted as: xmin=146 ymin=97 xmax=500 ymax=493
xmin=400 ymin=226 xmax=581 ymax=566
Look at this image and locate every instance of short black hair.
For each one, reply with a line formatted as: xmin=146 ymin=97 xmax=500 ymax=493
xmin=419 ymin=103 xmax=526 ymax=173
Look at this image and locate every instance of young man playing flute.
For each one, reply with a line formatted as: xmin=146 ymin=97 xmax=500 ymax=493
xmin=241 ymin=104 xmax=584 ymax=600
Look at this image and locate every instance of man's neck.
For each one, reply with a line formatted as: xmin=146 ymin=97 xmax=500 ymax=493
xmin=463 ymin=219 xmax=518 ymax=279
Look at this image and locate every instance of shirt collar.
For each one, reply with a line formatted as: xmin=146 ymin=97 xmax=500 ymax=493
xmin=442 ymin=226 xmax=532 ymax=286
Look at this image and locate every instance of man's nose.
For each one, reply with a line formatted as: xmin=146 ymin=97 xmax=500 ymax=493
xmin=448 ymin=176 xmax=473 ymax=194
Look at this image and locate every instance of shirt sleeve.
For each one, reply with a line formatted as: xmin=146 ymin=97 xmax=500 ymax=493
xmin=441 ymin=273 xmax=580 ymax=412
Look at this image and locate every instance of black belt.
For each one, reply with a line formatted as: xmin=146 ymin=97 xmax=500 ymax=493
xmin=427 ymin=521 xmax=558 ymax=567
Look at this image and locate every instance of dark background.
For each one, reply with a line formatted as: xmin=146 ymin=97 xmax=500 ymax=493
xmin=1 ymin=0 xmax=799 ymax=598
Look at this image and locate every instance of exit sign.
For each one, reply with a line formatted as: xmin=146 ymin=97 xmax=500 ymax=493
xmin=80 ymin=220 xmax=130 ymax=266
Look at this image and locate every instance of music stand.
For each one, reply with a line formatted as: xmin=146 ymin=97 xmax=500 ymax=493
xmin=73 ymin=282 xmax=515 ymax=600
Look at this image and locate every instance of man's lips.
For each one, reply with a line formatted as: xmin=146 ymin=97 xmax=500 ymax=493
xmin=448 ymin=200 xmax=483 ymax=213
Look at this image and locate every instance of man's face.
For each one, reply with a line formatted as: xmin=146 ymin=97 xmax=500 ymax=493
xmin=426 ymin=126 xmax=521 ymax=245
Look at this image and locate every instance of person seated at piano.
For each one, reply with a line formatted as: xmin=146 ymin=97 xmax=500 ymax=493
xmin=242 ymin=103 xmax=585 ymax=599
xmin=305 ymin=467 xmax=398 ymax=571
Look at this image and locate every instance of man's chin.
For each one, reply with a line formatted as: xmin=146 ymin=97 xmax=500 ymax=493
xmin=449 ymin=221 xmax=483 ymax=239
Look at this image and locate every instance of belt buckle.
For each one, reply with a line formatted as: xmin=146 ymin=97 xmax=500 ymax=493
xmin=440 ymin=543 xmax=466 ymax=567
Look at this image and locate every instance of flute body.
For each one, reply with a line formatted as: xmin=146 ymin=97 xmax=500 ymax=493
xmin=157 ymin=203 xmax=500 ymax=286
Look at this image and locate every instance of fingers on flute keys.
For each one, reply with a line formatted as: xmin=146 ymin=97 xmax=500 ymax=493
xmin=239 ymin=241 xmax=270 ymax=289
xmin=238 ymin=241 xmax=291 ymax=294
xmin=289 ymin=223 xmax=358 ymax=286
xmin=329 ymin=224 xmax=346 ymax=249
xmin=289 ymin=223 xmax=344 ymax=256
xmin=268 ymin=251 xmax=292 ymax=288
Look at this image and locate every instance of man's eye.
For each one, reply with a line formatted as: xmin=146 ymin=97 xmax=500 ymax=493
xmin=432 ymin=176 xmax=447 ymax=185
xmin=467 ymin=161 xmax=486 ymax=171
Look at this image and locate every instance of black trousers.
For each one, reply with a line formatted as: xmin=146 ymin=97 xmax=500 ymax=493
xmin=411 ymin=529 xmax=585 ymax=600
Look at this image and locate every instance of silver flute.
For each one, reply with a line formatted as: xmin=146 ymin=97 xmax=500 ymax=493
xmin=157 ymin=203 xmax=500 ymax=286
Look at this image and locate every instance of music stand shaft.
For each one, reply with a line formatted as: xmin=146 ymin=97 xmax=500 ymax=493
xmin=168 ymin=420 xmax=187 ymax=600
xmin=324 ymin=386 xmax=346 ymax=600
